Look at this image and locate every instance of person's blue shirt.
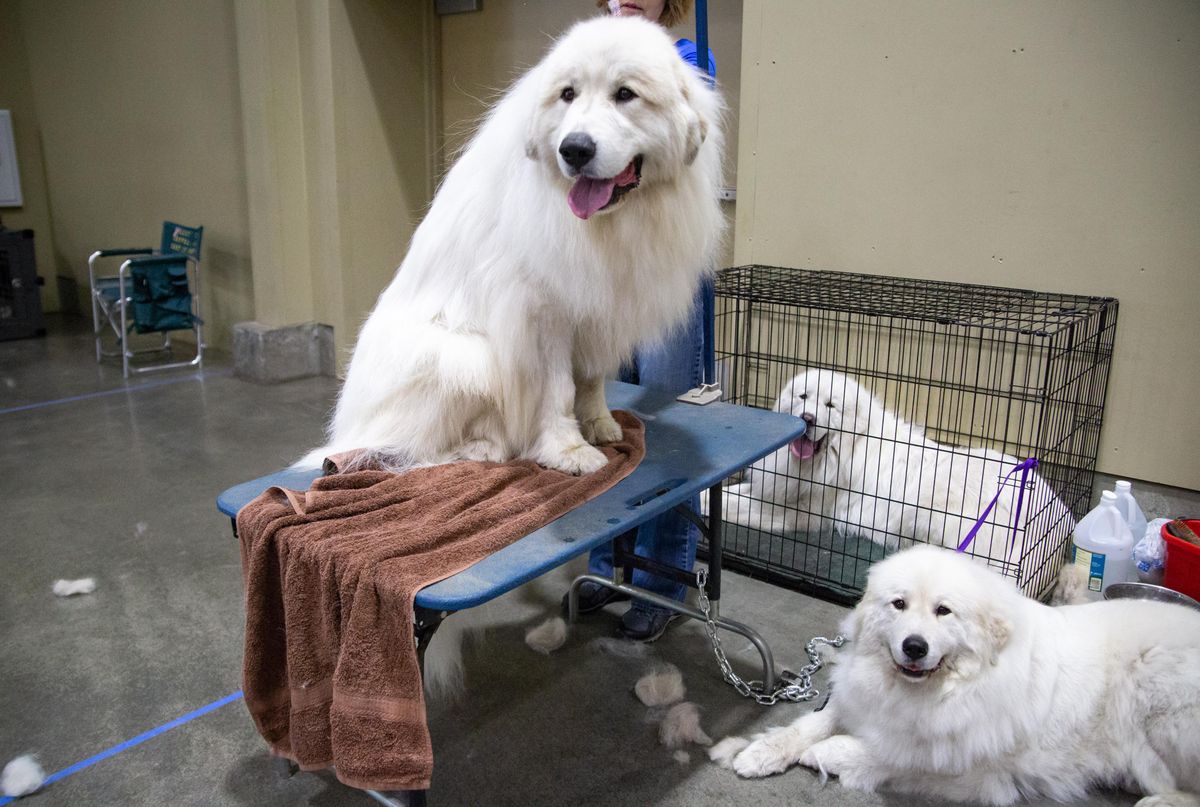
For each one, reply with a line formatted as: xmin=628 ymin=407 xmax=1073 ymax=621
xmin=674 ymin=39 xmax=716 ymax=81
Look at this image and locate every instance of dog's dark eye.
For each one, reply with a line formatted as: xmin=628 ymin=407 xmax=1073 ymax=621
xmin=614 ymin=86 xmax=637 ymax=102
xmin=825 ymin=401 xmax=834 ymax=408
xmin=560 ymin=87 xmax=575 ymax=103
xmin=891 ymin=598 xmax=906 ymax=611
xmin=798 ymin=393 xmax=808 ymax=401
xmin=935 ymin=604 xmax=952 ymax=616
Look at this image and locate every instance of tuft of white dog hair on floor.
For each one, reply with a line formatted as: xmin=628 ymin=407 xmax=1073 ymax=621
xmin=2 ymin=754 xmax=46 ymax=797
xmin=672 ymin=750 xmax=690 ymax=765
xmin=659 ymin=701 xmax=712 ymax=749
xmin=52 ymin=578 xmax=96 ymax=597
xmin=641 ymin=706 xmax=669 ymax=725
xmin=588 ymin=637 xmax=650 ymax=658
xmin=706 ymin=736 xmax=750 ymax=769
xmin=634 ymin=663 xmax=685 ymax=707
xmin=524 ymin=616 xmax=568 ymax=655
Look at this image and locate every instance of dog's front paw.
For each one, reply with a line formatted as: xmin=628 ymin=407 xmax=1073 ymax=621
xmin=580 ymin=413 xmax=622 ymax=446
xmin=544 ymin=443 xmax=608 ymax=475
xmin=1135 ymin=793 xmax=1200 ymax=807
xmin=732 ymin=738 xmax=794 ymax=779
xmin=708 ymin=736 xmax=751 ymax=769
xmin=798 ymin=736 xmax=877 ymax=791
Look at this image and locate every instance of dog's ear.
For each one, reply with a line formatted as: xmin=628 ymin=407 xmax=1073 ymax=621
xmin=525 ymin=82 xmax=544 ymax=161
xmin=981 ymin=575 xmax=1020 ymax=665
xmin=685 ymin=113 xmax=708 ymax=166
xmin=677 ymin=73 xmax=709 ymax=166
xmin=981 ymin=612 xmax=1012 ymax=666
xmin=842 ymin=598 xmax=877 ymax=643
xmin=838 ymin=608 xmax=860 ymax=641
xmin=525 ymin=108 xmax=540 ymax=159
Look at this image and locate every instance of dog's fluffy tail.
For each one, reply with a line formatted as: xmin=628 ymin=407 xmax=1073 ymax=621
xmin=294 ymin=446 xmax=331 ymax=471
xmin=420 ymin=606 xmax=490 ymax=700
xmin=421 ymin=560 xmax=586 ymax=700
xmin=292 ymin=443 xmax=425 ymax=474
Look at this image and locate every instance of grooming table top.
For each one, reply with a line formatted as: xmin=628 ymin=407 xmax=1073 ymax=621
xmin=216 ymin=380 xmax=805 ymax=611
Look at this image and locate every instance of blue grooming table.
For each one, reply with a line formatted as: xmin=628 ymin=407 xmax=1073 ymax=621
xmin=219 ymin=381 xmax=804 ymax=613
xmin=218 ymin=380 xmax=805 ymax=805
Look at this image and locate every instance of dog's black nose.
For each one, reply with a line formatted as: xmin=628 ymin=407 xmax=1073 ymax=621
xmin=902 ymin=635 xmax=928 ymax=660
xmin=559 ymin=132 xmax=596 ymax=169
xmin=801 ymin=413 xmax=815 ymax=425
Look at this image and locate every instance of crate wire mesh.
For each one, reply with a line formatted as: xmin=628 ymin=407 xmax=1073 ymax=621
xmin=709 ymin=265 xmax=1118 ymax=603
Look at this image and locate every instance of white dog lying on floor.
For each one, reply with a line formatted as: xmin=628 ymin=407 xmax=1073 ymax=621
xmin=713 ymin=545 xmax=1200 ymax=806
xmin=722 ymin=368 xmax=1075 ymax=566
xmin=299 ymin=16 xmax=724 ymax=474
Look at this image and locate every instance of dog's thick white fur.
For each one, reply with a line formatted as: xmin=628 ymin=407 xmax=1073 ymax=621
xmin=299 ymin=16 xmax=724 ymax=474
xmin=725 ymin=545 xmax=1200 ymax=806
xmin=724 ymin=369 xmax=1075 ymax=566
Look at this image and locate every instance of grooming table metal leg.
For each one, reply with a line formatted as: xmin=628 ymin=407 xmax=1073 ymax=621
xmin=362 ymin=609 xmax=446 ymax=807
xmin=568 ymin=573 xmax=777 ymax=692
xmin=366 ymin=789 xmax=427 ymax=807
xmin=567 ymin=479 xmax=779 ymax=691
xmin=273 ymin=756 xmax=299 ymax=778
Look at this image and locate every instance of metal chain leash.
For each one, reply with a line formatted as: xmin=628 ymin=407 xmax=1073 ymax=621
xmin=695 ymin=567 xmax=845 ymax=706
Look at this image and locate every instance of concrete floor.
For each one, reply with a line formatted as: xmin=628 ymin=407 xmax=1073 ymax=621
xmin=2 ymin=315 xmax=1197 ymax=807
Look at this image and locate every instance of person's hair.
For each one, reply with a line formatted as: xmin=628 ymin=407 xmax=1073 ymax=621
xmin=595 ymin=0 xmax=693 ymax=29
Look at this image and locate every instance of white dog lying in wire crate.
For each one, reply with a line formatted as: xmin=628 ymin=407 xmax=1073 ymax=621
xmin=714 ymin=368 xmax=1076 ymax=581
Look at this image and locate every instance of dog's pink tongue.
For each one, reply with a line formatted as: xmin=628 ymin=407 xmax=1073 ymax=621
xmin=789 ymin=436 xmax=816 ymax=461
xmin=568 ymin=161 xmax=637 ymax=220
xmin=568 ymin=176 xmax=616 ymax=220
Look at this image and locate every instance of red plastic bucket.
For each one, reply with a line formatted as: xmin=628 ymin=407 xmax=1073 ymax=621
xmin=1161 ymin=519 xmax=1200 ymax=601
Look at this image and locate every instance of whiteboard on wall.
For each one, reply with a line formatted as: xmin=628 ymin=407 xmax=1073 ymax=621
xmin=0 ymin=111 xmax=23 ymax=207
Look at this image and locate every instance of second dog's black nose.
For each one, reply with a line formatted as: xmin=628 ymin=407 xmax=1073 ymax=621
xmin=559 ymin=132 xmax=596 ymax=169
xmin=902 ymin=635 xmax=928 ymax=660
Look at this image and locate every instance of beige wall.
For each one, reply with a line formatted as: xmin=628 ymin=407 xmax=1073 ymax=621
xmin=736 ymin=0 xmax=1200 ymax=489
xmin=8 ymin=0 xmax=1196 ymax=489
xmin=234 ymin=0 xmax=437 ymax=359
xmin=0 ymin=0 xmax=60 ymax=311
xmin=17 ymin=0 xmax=254 ymax=348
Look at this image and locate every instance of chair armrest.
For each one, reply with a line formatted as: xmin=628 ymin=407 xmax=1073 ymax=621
xmin=93 ymin=248 xmax=155 ymax=258
xmin=123 ymin=254 xmax=194 ymax=268
xmin=90 ymin=248 xmax=156 ymax=285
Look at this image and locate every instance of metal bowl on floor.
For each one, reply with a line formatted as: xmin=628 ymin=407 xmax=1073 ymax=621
xmin=1103 ymin=582 xmax=1200 ymax=612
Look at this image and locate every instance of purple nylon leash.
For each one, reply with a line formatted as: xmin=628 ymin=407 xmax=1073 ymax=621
xmin=956 ymin=457 xmax=1039 ymax=560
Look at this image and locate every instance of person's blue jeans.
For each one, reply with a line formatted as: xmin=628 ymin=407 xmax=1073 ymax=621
xmin=587 ymin=280 xmax=714 ymax=613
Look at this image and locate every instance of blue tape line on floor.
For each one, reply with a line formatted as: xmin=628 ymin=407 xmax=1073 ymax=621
xmin=0 ymin=690 xmax=243 ymax=804
xmin=0 ymin=369 xmax=233 ymax=416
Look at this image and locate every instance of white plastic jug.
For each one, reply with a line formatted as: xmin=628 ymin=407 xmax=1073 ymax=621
xmin=1071 ymin=490 xmax=1134 ymax=600
xmin=1113 ymin=480 xmax=1148 ymax=542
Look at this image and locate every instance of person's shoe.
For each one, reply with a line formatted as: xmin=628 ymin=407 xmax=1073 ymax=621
xmin=561 ymin=580 xmax=630 ymax=617
xmin=618 ymin=605 xmax=681 ymax=642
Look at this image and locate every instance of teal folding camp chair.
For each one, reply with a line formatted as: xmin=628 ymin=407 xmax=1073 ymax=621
xmin=89 ymin=221 xmax=204 ymax=378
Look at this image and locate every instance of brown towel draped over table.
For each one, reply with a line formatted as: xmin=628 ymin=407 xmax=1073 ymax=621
xmin=236 ymin=411 xmax=645 ymax=791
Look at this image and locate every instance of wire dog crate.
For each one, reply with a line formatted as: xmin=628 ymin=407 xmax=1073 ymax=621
xmin=709 ymin=265 xmax=1118 ymax=603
